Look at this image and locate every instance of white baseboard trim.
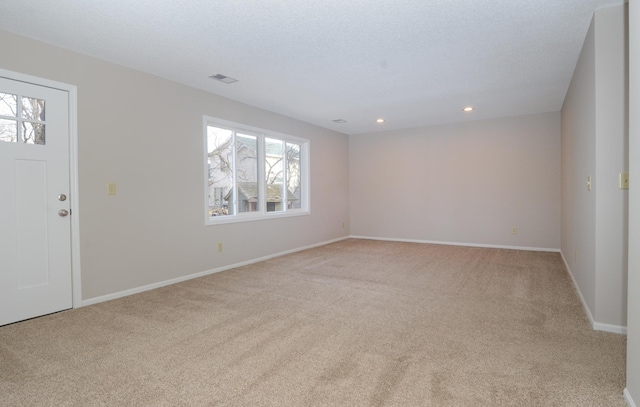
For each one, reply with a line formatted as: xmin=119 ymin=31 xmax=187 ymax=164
xmin=625 ymin=388 xmax=637 ymax=407
xmin=349 ymin=235 xmax=561 ymax=253
xmin=560 ymin=251 xmax=597 ymax=328
xmin=593 ymin=321 xmax=627 ymax=335
xmin=560 ymin=251 xmax=627 ymax=335
xmin=81 ymin=235 xmax=350 ymax=307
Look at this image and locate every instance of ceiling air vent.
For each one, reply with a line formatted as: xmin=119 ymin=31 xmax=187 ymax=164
xmin=209 ymin=73 xmax=238 ymax=84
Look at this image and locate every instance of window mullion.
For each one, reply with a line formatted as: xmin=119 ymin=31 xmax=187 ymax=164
xmin=301 ymin=142 xmax=308 ymax=211
xmin=231 ymin=131 xmax=238 ymax=216
xmin=17 ymin=96 xmax=22 ymax=143
xmin=257 ymin=134 xmax=266 ymax=215
xmin=282 ymin=143 xmax=288 ymax=212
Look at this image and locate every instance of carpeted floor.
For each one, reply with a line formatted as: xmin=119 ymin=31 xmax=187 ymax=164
xmin=0 ymin=239 xmax=627 ymax=406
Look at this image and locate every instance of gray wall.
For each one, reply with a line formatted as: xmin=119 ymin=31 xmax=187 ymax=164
xmin=0 ymin=30 xmax=350 ymax=301
xmin=349 ymin=112 xmax=561 ymax=250
xmin=594 ymin=5 xmax=629 ymax=329
xmin=561 ymin=16 xmax=597 ymax=320
xmin=561 ymin=4 xmax=628 ymax=330
xmin=626 ymin=0 xmax=639 ymax=403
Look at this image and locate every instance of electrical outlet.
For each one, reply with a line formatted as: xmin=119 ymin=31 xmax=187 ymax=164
xmin=511 ymin=227 xmax=517 ymax=235
xmin=217 ymin=242 xmax=223 ymax=252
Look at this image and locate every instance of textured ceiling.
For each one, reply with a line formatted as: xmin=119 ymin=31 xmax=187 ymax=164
xmin=0 ymin=0 xmax=625 ymax=134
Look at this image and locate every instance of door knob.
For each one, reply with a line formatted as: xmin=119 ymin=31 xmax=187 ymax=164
xmin=58 ymin=209 xmax=69 ymax=217
xmin=58 ymin=194 xmax=67 ymax=201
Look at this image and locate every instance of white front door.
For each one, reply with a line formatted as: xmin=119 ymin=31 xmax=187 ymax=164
xmin=0 ymin=77 xmax=72 ymax=326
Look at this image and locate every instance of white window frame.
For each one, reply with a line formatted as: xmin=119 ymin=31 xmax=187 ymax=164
xmin=203 ymin=116 xmax=310 ymax=225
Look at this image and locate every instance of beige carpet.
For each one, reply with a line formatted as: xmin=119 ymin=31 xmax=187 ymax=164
xmin=0 ymin=239 xmax=627 ymax=406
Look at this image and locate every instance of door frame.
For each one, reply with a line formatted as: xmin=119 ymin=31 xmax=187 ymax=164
xmin=0 ymin=68 xmax=82 ymax=309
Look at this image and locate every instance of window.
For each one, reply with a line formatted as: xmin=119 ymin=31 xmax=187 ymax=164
xmin=204 ymin=117 xmax=309 ymax=224
xmin=0 ymin=92 xmax=46 ymax=145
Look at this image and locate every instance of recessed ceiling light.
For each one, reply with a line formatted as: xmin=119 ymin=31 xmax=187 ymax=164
xmin=463 ymin=106 xmax=474 ymax=112
xmin=333 ymin=119 xmax=347 ymax=124
xmin=209 ymin=73 xmax=238 ymax=84
xmin=376 ymin=118 xmax=385 ymax=123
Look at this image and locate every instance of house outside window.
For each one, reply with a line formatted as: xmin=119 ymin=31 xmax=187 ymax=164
xmin=204 ymin=117 xmax=309 ymax=224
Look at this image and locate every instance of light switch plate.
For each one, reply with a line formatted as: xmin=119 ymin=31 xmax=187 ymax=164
xmin=619 ymin=173 xmax=629 ymax=190
xmin=108 ymin=183 xmax=117 ymax=195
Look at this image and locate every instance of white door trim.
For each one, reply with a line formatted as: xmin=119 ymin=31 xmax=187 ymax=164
xmin=0 ymin=68 xmax=82 ymax=309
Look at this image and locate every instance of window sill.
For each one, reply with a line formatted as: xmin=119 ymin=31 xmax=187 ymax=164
xmin=205 ymin=210 xmax=310 ymax=225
